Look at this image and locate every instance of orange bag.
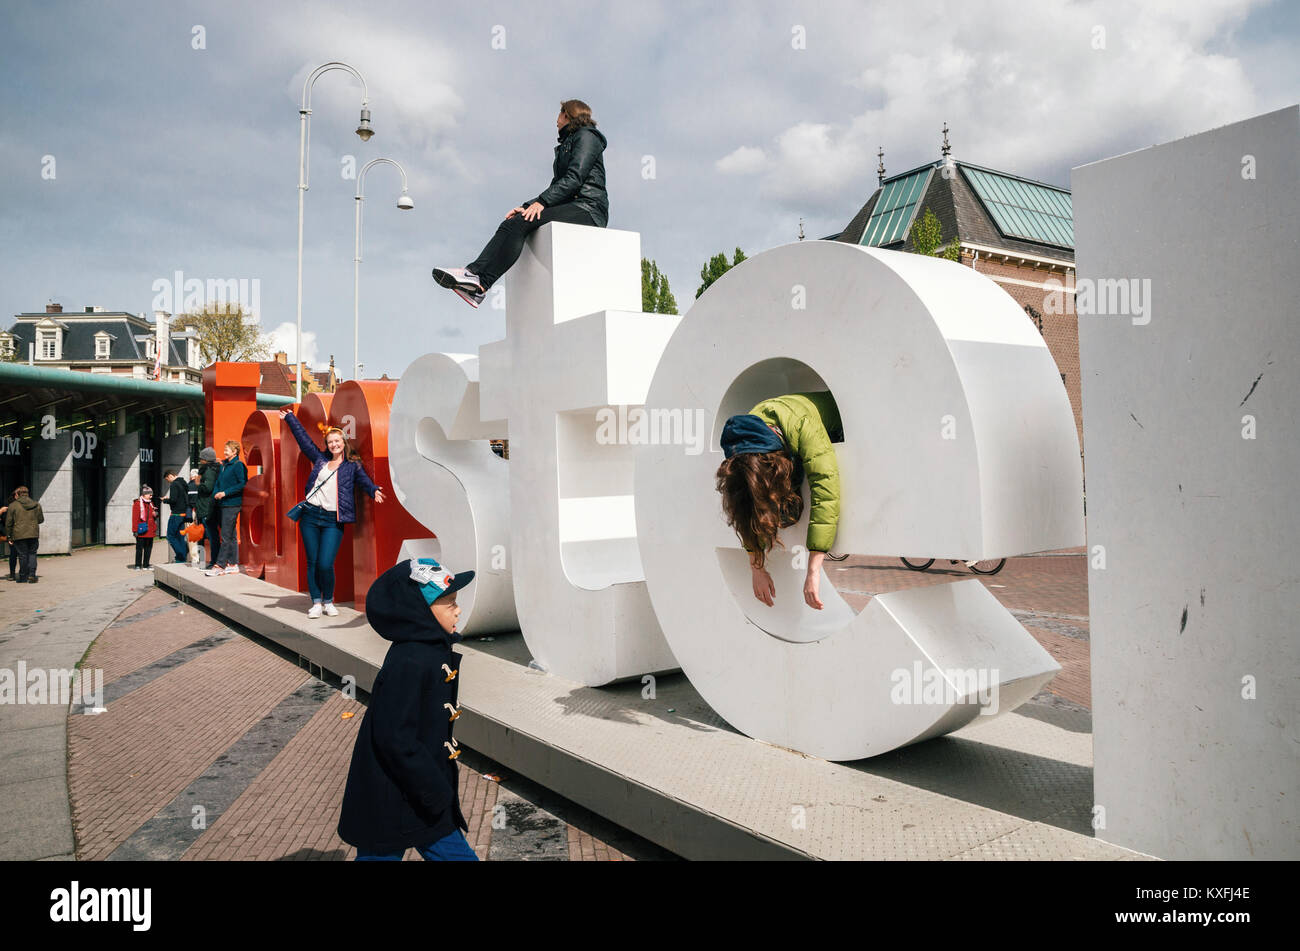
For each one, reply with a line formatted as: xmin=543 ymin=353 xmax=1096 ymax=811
xmin=184 ymin=523 xmax=205 ymax=542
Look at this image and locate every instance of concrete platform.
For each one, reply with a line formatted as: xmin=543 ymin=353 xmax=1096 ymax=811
xmin=152 ymin=564 xmax=1152 ymax=861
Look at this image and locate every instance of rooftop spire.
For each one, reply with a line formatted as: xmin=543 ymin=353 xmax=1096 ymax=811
xmin=876 ymin=146 xmax=885 ymax=185
xmin=941 ymin=122 xmax=951 ymax=159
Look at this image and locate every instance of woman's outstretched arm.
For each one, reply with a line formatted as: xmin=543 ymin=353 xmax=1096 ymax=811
xmin=278 ymin=409 xmax=327 ymax=464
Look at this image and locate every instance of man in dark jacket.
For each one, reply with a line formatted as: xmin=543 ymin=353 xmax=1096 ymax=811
xmin=4 ymin=486 xmax=43 ymax=583
xmin=196 ymin=447 xmax=220 ymax=569
xmin=432 ymin=98 xmax=607 ymax=308
xmin=163 ymin=469 xmax=190 ymax=564
xmin=338 ymin=558 xmax=477 ymax=860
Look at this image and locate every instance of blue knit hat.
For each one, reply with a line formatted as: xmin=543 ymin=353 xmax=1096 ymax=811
xmin=409 ymin=557 xmax=475 ymax=606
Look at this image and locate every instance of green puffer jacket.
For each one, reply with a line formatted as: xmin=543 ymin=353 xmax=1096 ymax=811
xmin=748 ymin=391 xmax=843 ymax=553
xmin=194 ymin=462 xmax=218 ymax=520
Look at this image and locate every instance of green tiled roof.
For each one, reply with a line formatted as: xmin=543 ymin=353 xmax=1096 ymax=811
xmin=960 ymin=165 xmax=1074 ymax=249
xmin=859 ymin=167 xmax=933 ymax=247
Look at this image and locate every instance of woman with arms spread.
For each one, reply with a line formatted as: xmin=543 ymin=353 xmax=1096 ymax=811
xmin=716 ymin=392 xmax=844 ymax=611
xmin=432 ymin=98 xmax=608 ymax=308
xmin=279 ymin=410 xmax=385 ymax=619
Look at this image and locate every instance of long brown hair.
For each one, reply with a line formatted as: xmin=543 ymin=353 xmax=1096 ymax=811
xmin=716 ymin=451 xmax=803 ymax=569
xmin=560 ymin=99 xmax=597 ymax=128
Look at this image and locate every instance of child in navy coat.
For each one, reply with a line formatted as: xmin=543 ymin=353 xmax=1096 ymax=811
xmin=338 ymin=558 xmax=478 ymax=861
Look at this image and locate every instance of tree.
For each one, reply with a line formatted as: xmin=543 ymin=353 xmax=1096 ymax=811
xmin=641 ymin=258 xmax=679 ymax=314
xmin=908 ymin=208 xmax=961 ymax=261
xmin=696 ymin=247 xmax=747 ymax=299
xmin=187 ymin=302 xmax=272 ymax=364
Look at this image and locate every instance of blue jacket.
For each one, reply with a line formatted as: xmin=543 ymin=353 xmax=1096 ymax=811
xmin=338 ymin=561 xmax=466 ymax=852
xmin=213 ymin=458 xmax=247 ymax=508
xmin=284 ymin=412 xmax=379 ymax=524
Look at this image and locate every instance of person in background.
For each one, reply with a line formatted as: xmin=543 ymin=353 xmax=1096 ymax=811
xmin=132 ymin=485 xmax=159 ymax=571
xmin=4 ymin=487 xmax=42 ymax=583
xmin=195 ymin=447 xmax=220 ymax=570
xmin=163 ymin=469 xmax=189 ymax=564
xmin=206 ymin=440 xmax=246 ymax=577
xmin=1 ymin=489 xmax=16 ymax=580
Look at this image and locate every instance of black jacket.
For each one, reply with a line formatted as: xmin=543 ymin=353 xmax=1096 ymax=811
xmin=526 ymin=123 xmax=608 ymax=227
xmin=194 ymin=462 xmax=218 ymax=520
xmin=165 ymin=478 xmax=189 ymax=517
xmin=338 ymin=560 xmax=466 ymax=852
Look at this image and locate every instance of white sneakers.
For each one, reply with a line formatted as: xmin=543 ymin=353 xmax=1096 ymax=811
xmin=204 ymin=565 xmax=241 ymax=577
xmin=307 ymin=602 xmax=338 ymax=619
xmin=322 ymin=602 xmax=339 ymax=617
xmin=433 ymin=267 xmax=487 ymax=308
xmin=307 ymin=603 xmax=323 ymax=619
xmin=432 ymin=266 xmax=482 ymax=290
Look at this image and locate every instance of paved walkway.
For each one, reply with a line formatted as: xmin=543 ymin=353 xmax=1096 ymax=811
xmin=0 ymin=549 xmax=673 ymax=861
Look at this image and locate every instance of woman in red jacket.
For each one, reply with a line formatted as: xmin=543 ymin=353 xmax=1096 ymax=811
xmin=131 ymin=485 xmax=159 ymax=571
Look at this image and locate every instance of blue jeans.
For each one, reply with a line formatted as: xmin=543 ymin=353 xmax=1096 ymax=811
xmin=355 ymin=830 xmax=479 ymax=862
xmin=166 ymin=515 xmax=188 ymax=561
xmin=298 ymin=504 xmax=345 ymax=604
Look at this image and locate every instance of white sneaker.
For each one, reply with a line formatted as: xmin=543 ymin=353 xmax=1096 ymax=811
xmin=204 ymin=566 xmax=225 ymax=577
xmin=432 ymin=266 xmax=483 ymax=291
xmin=223 ymin=565 xmax=240 ymax=575
xmin=307 ymin=603 xmax=323 ymax=619
xmin=322 ymin=602 xmax=339 ymax=617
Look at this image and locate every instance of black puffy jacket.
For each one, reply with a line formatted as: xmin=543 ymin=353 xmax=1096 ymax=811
xmin=525 ymin=123 xmax=608 ymax=227
xmin=337 ymin=561 xmax=467 ymax=853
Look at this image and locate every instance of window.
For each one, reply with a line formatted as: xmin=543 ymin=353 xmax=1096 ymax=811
xmin=95 ymin=335 xmax=111 ymax=359
xmin=0 ymin=334 xmax=13 ymax=358
xmin=38 ymin=332 xmax=57 ymax=360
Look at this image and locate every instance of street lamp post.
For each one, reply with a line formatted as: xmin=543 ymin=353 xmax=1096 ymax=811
xmin=354 ymin=158 xmax=413 ymax=381
xmin=296 ymin=61 xmax=373 ymax=402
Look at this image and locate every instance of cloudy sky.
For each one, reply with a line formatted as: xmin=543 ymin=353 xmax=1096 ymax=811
xmin=2 ymin=0 xmax=1296 ymax=379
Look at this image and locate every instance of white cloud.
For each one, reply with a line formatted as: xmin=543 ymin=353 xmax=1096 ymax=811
xmin=716 ymin=145 xmax=768 ymax=174
xmin=266 ymin=322 xmax=320 ymax=370
xmin=746 ymin=0 xmax=1265 ymax=210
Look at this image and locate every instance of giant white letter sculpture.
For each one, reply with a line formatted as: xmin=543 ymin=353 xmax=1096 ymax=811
xmin=389 ymin=352 xmax=517 ymax=634
xmin=635 ymin=241 xmax=1084 ymax=761
xmin=478 ymin=223 xmax=680 ymax=684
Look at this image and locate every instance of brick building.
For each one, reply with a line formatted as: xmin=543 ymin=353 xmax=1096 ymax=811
xmin=830 ymin=148 xmax=1080 ymax=444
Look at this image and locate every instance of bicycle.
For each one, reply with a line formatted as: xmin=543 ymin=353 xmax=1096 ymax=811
xmin=899 ymin=556 xmax=1006 ymax=575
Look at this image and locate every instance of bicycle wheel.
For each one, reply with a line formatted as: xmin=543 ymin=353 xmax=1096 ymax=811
xmin=900 ymin=557 xmax=935 ymax=571
xmin=968 ymin=558 xmax=1006 ymax=575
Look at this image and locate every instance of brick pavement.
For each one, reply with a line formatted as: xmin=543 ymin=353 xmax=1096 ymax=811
xmin=69 ymin=586 xmax=673 ymax=861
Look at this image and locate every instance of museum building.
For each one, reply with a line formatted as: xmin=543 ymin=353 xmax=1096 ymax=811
xmin=830 ymin=143 xmax=1081 ymax=444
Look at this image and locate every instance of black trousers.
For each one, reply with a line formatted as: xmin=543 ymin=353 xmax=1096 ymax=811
xmin=205 ymin=511 xmax=222 ymax=566
xmin=13 ymin=538 xmax=37 ymax=580
xmin=467 ymin=202 xmax=596 ymax=290
xmin=134 ymin=536 xmax=155 ymax=568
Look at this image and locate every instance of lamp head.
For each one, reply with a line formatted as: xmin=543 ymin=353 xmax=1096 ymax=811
xmin=397 ymin=193 xmax=414 ymax=210
xmin=356 ymin=108 xmax=374 ymax=142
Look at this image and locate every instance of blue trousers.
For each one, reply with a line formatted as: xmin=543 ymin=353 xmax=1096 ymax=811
xmin=298 ymin=504 xmax=345 ymax=604
xmin=166 ymin=515 xmax=188 ymax=561
xmin=355 ymin=830 xmax=480 ymax=862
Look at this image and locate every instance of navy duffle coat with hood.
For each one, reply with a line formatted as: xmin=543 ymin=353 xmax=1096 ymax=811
xmin=337 ymin=560 xmax=467 ymax=852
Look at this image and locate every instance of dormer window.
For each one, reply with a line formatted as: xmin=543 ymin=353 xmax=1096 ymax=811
xmin=37 ymin=329 xmax=60 ymax=360
xmin=0 ymin=333 xmax=13 ymax=359
xmin=95 ymin=332 xmax=113 ymax=359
